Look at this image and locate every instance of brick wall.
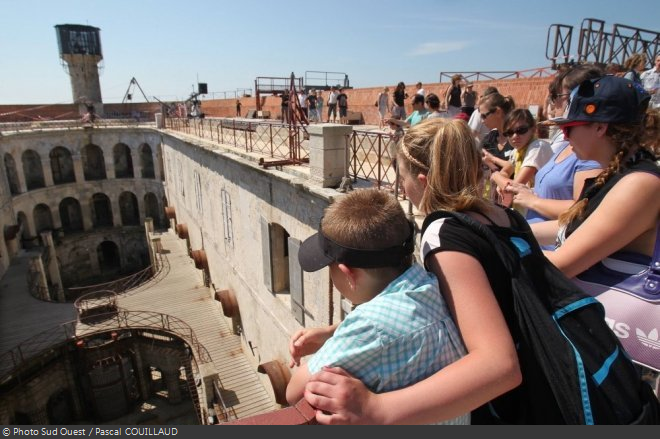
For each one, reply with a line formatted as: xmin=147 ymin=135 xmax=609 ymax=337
xmin=0 ymin=77 xmax=553 ymax=125
xmin=200 ymin=76 xmax=554 ymax=124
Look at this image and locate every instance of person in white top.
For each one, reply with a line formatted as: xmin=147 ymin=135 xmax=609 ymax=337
xmin=415 ymin=81 xmax=425 ymax=97
xmin=486 ymin=109 xmax=553 ymax=212
xmin=641 ymin=54 xmax=660 ymax=109
xmin=327 ymin=86 xmax=339 ymax=123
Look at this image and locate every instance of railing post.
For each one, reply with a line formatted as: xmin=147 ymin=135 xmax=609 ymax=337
xmin=306 ymin=124 xmax=353 ymax=188
xmin=377 ymin=134 xmax=383 ymax=189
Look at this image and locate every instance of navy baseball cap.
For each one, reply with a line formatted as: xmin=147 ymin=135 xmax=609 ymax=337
xmin=546 ymin=75 xmax=650 ymax=125
xmin=298 ymin=222 xmax=415 ymax=272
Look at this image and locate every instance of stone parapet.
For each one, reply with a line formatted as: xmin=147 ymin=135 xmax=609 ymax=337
xmin=307 ymin=124 xmax=352 ymax=188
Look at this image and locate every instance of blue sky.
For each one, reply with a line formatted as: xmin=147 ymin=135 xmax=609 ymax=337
xmin=0 ymin=0 xmax=657 ymax=104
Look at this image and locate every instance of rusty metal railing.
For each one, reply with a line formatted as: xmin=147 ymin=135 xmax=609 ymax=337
xmin=0 ymin=118 xmax=155 ymax=134
xmin=439 ymin=67 xmax=556 ymax=83
xmin=347 ymin=129 xmax=399 ymax=194
xmin=165 ymin=117 xmax=309 ymax=164
xmin=66 ymin=259 xmax=159 ymax=302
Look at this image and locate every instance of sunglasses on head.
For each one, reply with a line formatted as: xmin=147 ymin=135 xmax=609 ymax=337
xmin=503 ymin=125 xmax=531 ymax=138
xmin=480 ymin=109 xmax=496 ymax=120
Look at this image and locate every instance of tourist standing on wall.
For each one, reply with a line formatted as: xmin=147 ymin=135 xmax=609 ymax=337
xmin=392 ymin=82 xmax=408 ymax=120
xmin=337 ymin=88 xmax=349 ymax=124
xmin=445 ymin=74 xmax=463 ymax=117
xmin=281 ymin=91 xmax=290 ymax=123
xmin=307 ymin=91 xmax=318 ymax=123
xmin=415 ymin=81 xmax=425 ymax=97
xmin=298 ymin=90 xmax=309 ymax=119
xmin=377 ymin=87 xmax=390 ymax=129
xmin=327 ymin=86 xmax=339 ymax=123
xmin=315 ymin=90 xmax=325 ymax=122
xmin=461 ymin=83 xmax=477 ymax=117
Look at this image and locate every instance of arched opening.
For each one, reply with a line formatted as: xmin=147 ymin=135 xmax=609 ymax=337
xmin=97 ymin=241 xmax=121 ymax=274
xmin=82 ymin=144 xmax=107 ymax=181
xmin=33 ymin=204 xmax=54 ymax=236
xmin=91 ymin=193 xmax=113 ymax=228
xmin=144 ymin=192 xmax=161 ymax=228
xmin=22 ymin=150 xmax=45 ymax=191
xmin=17 ymin=211 xmax=29 ymax=244
xmin=139 ymin=144 xmax=155 ymax=179
xmin=59 ymin=197 xmax=84 ymax=233
xmin=119 ymin=191 xmax=140 ymax=226
xmin=4 ymin=153 xmax=20 ymax=195
xmin=47 ymin=389 xmax=74 ymax=424
xmin=50 ymin=146 xmax=76 ymax=185
xmin=113 ymin=143 xmax=134 ymax=179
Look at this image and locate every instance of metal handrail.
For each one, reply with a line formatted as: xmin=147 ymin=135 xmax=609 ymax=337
xmin=165 ymin=117 xmax=309 ymax=164
xmin=439 ymin=67 xmax=556 ymax=82
xmin=0 ymin=309 xmax=212 ymax=380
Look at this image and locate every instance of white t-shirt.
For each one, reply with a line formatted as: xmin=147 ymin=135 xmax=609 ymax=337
xmin=518 ymin=139 xmax=553 ymax=172
xmin=328 ymin=91 xmax=339 ymax=104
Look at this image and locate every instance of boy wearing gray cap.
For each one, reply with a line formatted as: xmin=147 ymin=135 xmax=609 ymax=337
xmin=286 ymin=188 xmax=468 ymax=424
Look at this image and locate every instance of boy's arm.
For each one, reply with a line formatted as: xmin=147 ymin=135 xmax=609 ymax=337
xmin=289 ymin=324 xmax=339 ymax=367
xmin=286 ymin=363 xmax=312 ymax=405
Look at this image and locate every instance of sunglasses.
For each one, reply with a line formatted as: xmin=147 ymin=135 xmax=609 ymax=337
xmin=480 ymin=109 xmax=496 ymax=120
xmin=560 ymin=121 xmax=590 ymax=139
xmin=503 ymin=125 xmax=531 ymax=138
xmin=551 ymin=93 xmax=570 ymax=104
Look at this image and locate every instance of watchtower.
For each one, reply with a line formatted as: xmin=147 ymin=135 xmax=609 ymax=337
xmin=55 ymin=24 xmax=104 ymax=114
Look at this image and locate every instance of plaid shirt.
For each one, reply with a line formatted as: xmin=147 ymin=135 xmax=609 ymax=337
xmin=307 ymin=264 xmax=469 ymax=424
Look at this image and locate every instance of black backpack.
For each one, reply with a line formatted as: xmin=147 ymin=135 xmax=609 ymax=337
xmin=421 ymin=209 xmax=660 ymax=424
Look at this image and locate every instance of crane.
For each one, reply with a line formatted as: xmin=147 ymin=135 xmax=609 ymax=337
xmin=122 ymin=77 xmax=150 ymax=103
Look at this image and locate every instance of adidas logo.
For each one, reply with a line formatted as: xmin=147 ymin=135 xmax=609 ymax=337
xmin=636 ymin=328 xmax=660 ymax=350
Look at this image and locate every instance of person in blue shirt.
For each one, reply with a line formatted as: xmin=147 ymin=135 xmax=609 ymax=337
xmin=286 ymin=188 xmax=468 ymax=424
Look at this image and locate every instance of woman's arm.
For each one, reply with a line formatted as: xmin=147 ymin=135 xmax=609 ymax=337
xmin=304 ymin=251 xmax=521 ymax=425
xmin=530 ymin=220 xmax=560 ymax=247
xmin=546 ymin=172 xmax=660 ymax=278
xmin=511 ymin=166 xmax=537 ymax=186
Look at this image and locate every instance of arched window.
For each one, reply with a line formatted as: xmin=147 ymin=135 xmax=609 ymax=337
xmin=4 ymin=153 xmax=20 ymax=195
xmin=97 ymin=241 xmax=121 ymax=274
xmin=91 ymin=193 xmax=113 ymax=228
xmin=144 ymin=192 xmax=162 ymax=228
xmin=139 ymin=144 xmax=155 ymax=179
xmin=50 ymin=146 xmax=76 ymax=185
xmin=59 ymin=197 xmax=84 ymax=233
xmin=22 ymin=150 xmax=45 ymax=190
xmin=119 ymin=191 xmax=140 ymax=226
xmin=113 ymin=143 xmax=134 ymax=178
xmin=33 ymin=204 xmax=54 ymax=234
xmin=82 ymin=144 xmax=107 ymax=181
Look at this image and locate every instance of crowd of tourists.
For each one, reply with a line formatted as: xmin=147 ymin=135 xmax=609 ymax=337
xmin=283 ymin=56 xmax=660 ymax=425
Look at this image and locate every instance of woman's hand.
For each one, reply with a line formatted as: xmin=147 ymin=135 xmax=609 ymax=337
xmin=304 ymin=366 xmax=379 ymax=425
xmin=289 ymin=326 xmax=336 ymax=367
xmin=504 ymin=183 xmax=537 ymax=210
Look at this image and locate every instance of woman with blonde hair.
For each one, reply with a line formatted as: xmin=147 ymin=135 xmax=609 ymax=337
xmin=300 ymin=118 xmax=531 ymax=424
xmin=623 ymin=52 xmax=648 ymax=86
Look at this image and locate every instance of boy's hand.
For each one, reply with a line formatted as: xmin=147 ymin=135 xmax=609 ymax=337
xmin=289 ymin=325 xmax=336 ymax=367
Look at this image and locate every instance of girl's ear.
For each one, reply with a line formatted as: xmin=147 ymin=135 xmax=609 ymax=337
xmin=594 ymin=122 xmax=609 ymax=137
xmin=418 ymin=173 xmax=428 ymax=189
